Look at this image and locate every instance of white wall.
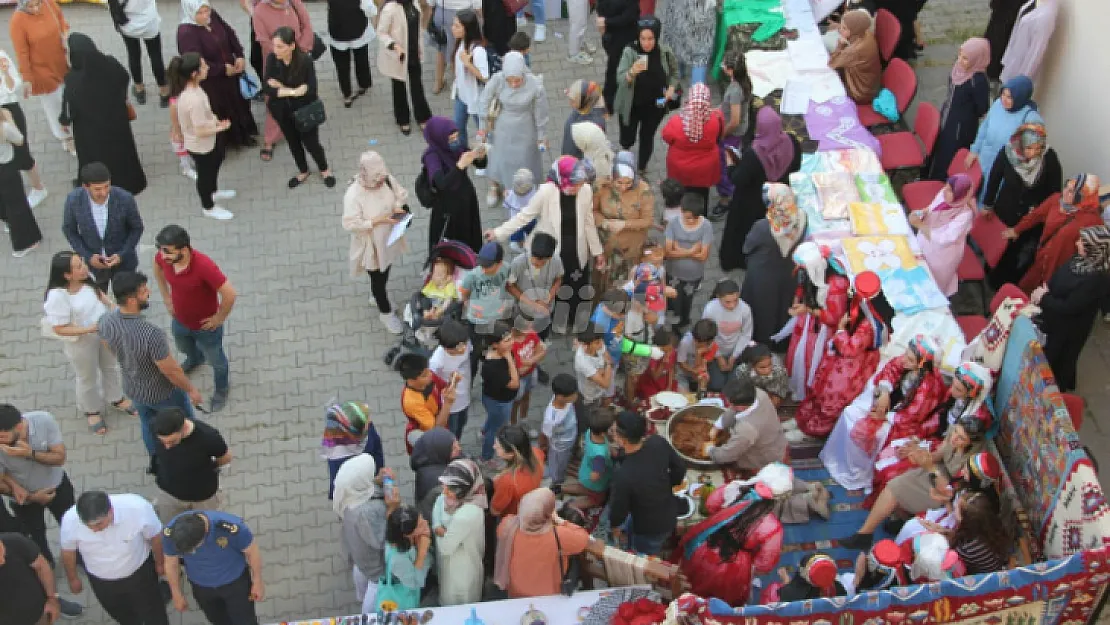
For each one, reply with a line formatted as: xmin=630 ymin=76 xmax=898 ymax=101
xmin=1036 ymin=0 xmax=1110 ymax=182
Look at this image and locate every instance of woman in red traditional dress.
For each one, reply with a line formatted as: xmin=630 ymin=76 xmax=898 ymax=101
xmin=821 ymin=335 xmax=948 ymax=492
xmin=795 ymin=271 xmax=894 ymax=438
xmin=782 ymin=242 xmax=851 ymax=402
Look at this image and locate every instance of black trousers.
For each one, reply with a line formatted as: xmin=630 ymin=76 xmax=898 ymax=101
xmin=330 ymin=45 xmax=372 ymax=98
xmin=121 ymin=33 xmax=166 ymax=87
xmin=274 ymin=114 xmax=329 ymax=174
xmin=667 ymin=276 xmax=701 ymax=329
xmin=189 ymin=146 xmax=224 ymax=209
xmin=88 ymin=555 xmax=169 ymax=625
xmin=11 ymin=472 xmax=75 ymax=566
xmin=249 ymin=27 xmax=264 ymax=79
xmin=554 ymin=260 xmax=594 ymax=334
xmin=191 ymin=569 xmax=258 ymax=625
xmin=0 ymin=160 xmax=43 ymax=253
xmin=618 ymin=103 xmax=666 ymax=171
xmin=367 ymin=266 xmax=392 ymax=313
xmin=391 ymin=59 xmax=432 ymax=126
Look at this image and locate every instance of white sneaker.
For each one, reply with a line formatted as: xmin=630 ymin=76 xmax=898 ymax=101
xmin=516 ymin=15 xmax=528 ymax=28
xmin=475 ymin=167 xmax=487 ymax=177
xmin=203 ymin=206 xmax=235 ymax=220
xmin=213 ymin=189 xmax=237 ymax=201
xmin=62 ymin=139 xmax=76 ymax=157
xmin=487 ymin=187 xmax=501 ymax=208
xmin=534 ymin=24 xmax=546 ymax=42
xmin=182 ymin=166 xmax=198 ymax=181
xmin=380 ymin=312 xmax=404 ymax=335
xmin=583 ymin=40 xmax=597 ymax=54
xmin=26 ymin=188 xmax=47 ymax=208
xmin=12 ymin=242 xmax=39 ymax=258
xmin=567 ymin=51 xmax=593 ymax=65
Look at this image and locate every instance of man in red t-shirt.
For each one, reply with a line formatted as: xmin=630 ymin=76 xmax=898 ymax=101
xmin=151 ymin=225 xmax=237 ymax=412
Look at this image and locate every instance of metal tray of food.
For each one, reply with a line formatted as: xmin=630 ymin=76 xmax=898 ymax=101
xmin=666 ymin=404 xmax=728 ymax=467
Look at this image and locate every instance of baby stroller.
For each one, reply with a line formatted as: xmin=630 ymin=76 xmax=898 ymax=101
xmin=383 ymin=240 xmax=477 ymax=368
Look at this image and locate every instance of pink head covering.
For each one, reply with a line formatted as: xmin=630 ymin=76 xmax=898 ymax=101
xmin=493 ymin=488 xmax=557 ymax=590
xmin=951 ymin=38 xmax=991 ymax=86
xmin=751 ymin=108 xmax=795 ymax=182
xmin=548 ymin=156 xmax=589 ymax=195
xmin=932 ymin=173 xmax=976 ymax=212
xmin=681 ymin=83 xmax=713 ymax=143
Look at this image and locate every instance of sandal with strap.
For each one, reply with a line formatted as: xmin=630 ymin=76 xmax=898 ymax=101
xmin=111 ymin=398 xmax=139 ymax=416
xmin=259 ymin=147 xmax=274 ymax=161
xmin=86 ymin=414 xmax=108 ymax=435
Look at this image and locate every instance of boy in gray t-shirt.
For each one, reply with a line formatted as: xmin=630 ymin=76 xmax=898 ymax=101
xmin=505 ymin=232 xmax=564 ymax=338
xmin=664 ymin=194 xmax=715 ymax=329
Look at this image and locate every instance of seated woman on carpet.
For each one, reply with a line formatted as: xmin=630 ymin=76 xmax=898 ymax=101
xmin=895 ymin=451 xmax=1003 ymax=544
xmin=843 ymin=533 xmax=961 ymax=595
xmin=783 ymin=242 xmax=851 ymax=402
xmin=795 ymin=270 xmax=893 ymax=439
xmin=840 ymin=412 xmax=989 ymax=551
xmin=760 ymin=553 xmax=845 ymax=603
xmin=821 ymin=335 xmax=948 ymax=492
xmin=898 ymin=485 xmax=1011 ymax=576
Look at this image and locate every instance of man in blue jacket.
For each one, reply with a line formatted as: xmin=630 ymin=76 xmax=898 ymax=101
xmin=61 ymin=161 xmax=144 ymax=291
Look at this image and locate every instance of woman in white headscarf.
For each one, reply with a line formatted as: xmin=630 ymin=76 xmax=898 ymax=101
xmin=432 ymin=458 xmax=488 ymax=605
xmin=477 ymin=51 xmax=549 ymax=208
xmin=334 ymin=454 xmax=396 ymax=613
xmin=342 ymin=150 xmax=410 ymax=334
xmin=571 ymin=120 xmax=613 ymax=183
xmin=0 ymin=49 xmax=48 ymax=208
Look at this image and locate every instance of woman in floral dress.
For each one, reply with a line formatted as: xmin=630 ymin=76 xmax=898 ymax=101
xmin=591 ymin=151 xmax=654 ymax=296
xmin=795 ymin=271 xmax=893 ymax=438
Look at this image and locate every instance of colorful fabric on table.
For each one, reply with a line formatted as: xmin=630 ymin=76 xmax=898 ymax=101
xmin=811 ymin=172 xmax=861 ymax=220
xmin=803 ymin=98 xmax=882 ymax=154
xmin=855 ymin=172 xmax=898 ymax=203
xmin=842 ymin=235 xmax=916 ymax=275
xmin=820 ymin=149 xmax=884 ymax=175
xmin=849 ymin=202 xmax=913 ymax=236
xmin=713 ymin=0 xmax=789 ymax=80
xmin=880 ymin=265 xmax=949 ymax=314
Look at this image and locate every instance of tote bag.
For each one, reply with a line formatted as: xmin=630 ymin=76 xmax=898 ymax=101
xmin=375 ymin=548 xmax=420 ymax=611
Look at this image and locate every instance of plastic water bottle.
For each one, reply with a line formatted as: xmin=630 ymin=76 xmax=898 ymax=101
xmin=383 ymin=475 xmax=395 ymax=499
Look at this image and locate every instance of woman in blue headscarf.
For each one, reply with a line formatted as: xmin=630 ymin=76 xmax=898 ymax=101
xmin=967 ymin=74 xmax=1042 ymax=202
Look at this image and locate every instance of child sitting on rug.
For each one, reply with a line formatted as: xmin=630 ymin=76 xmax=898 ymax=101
xmin=734 ymin=343 xmax=791 ymax=408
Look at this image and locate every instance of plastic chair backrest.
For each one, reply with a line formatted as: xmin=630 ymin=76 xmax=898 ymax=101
xmin=882 ymin=58 xmax=918 ymax=114
xmin=969 ymin=211 xmax=1009 ymax=267
xmin=874 ymin=9 xmax=901 ymax=63
xmin=989 ymin=283 xmax=1026 ymax=313
xmin=946 ymin=148 xmax=984 ymax=194
xmin=914 ymin=102 xmax=941 ymax=157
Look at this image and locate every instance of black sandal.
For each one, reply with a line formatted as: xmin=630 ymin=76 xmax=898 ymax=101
xmin=111 ymin=398 xmax=139 ymax=416
xmin=399 ymin=124 xmax=412 ymax=136
xmin=86 ymin=413 xmax=108 ymax=435
xmin=288 ymin=174 xmax=310 ymax=188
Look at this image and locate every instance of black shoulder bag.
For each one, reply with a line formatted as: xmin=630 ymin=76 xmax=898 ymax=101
xmin=552 ymin=527 xmax=581 ymax=596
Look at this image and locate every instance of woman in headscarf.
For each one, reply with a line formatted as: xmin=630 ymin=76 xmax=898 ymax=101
xmin=409 ymin=427 xmax=461 ymax=521
xmin=1005 ymin=173 xmax=1105 ymax=294
xmin=613 ymin=16 xmax=680 ymax=173
xmin=983 ymin=0 xmax=1025 ymax=79
xmin=741 ymin=183 xmax=807 ymax=350
xmin=571 ymin=121 xmax=614 ymax=183
xmin=821 ymin=335 xmax=948 ymax=492
xmin=760 ymin=553 xmax=845 ymax=603
xmin=59 ymin=33 xmax=147 ymax=195
xmin=493 ymin=487 xmax=592 ymax=598
xmin=432 ymin=458 xmax=488 ymax=605
xmin=378 ymin=0 xmax=431 ymax=135
xmin=421 ymin=116 xmax=486 ymax=254
xmin=999 ymin=0 xmax=1059 ymax=83
xmin=828 ymin=9 xmax=882 ymax=104
xmin=841 ymin=411 xmax=988 ymax=551
xmin=796 ymin=271 xmax=894 ymax=439
xmin=561 ymin=79 xmax=606 ymax=158
xmin=477 ymin=51 xmax=549 ymax=208
xmin=720 ymin=108 xmax=802 ymax=271
xmin=927 ymin=38 xmax=991 ymax=180
xmin=322 ymin=400 xmax=384 ymax=499
xmin=0 ymin=49 xmax=48 ymax=208
xmin=342 ymin=151 xmax=411 ymax=334
xmin=784 ymin=242 xmax=852 ymax=403
xmin=592 ymin=150 xmax=654 ymax=296
xmin=8 ymin=0 xmax=73 ymax=155
xmin=1033 ymin=225 xmax=1110 ymax=392
xmin=967 ymin=75 xmax=1042 ymax=202
xmin=661 ymin=82 xmax=722 ymax=212
xmin=252 ymin=0 xmax=315 ymax=159
xmin=334 ymin=454 xmax=393 ymax=612
xmin=178 ymin=0 xmax=260 ymax=150
xmin=910 ymin=173 xmax=977 ymax=297
xmin=488 ymin=156 xmax=604 ymax=333
xmin=983 ymin=123 xmax=1062 ymax=287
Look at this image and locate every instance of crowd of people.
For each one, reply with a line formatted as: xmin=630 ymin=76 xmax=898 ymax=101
xmin=0 ymin=0 xmax=1104 ymax=623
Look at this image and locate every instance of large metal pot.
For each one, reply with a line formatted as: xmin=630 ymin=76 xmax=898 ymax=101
xmin=666 ymin=404 xmax=726 ymax=467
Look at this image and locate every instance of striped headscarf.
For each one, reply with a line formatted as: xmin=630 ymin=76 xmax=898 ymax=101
xmin=438 ymin=458 xmax=488 ymax=512
xmin=567 ymin=79 xmax=602 ymax=111
xmin=1004 ymin=123 xmax=1047 ymax=186
xmin=548 ymin=155 xmax=589 ymax=195
xmin=681 ymin=83 xmax=713 ymax=143
xmin=1072 ymin=224 xmax=1110 ymax=275
xmin=964 ymin=452 xmax=1002 ymax=487
xmin=322 ymin=400 xmax=370 ymax=450
xmin=907 ymin=334 xmax=940 ymax=365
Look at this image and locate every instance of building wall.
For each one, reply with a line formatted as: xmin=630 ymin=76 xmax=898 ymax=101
xmin=1036 ymin=0 xmax=1110 ymax=182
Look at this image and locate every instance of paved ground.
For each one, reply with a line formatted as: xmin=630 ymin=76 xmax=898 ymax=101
xmin=0 ymin=1 xmax=1106 ymax=623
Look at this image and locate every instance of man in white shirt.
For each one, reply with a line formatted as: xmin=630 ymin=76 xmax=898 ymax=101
xmin=60 ymin=491 xmax=169 ymax=625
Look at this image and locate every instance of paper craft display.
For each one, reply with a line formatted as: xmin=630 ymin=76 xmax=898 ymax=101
xmin=855 ymin=172 xmax=898 ymax=203
xmin=804 ymin=98 xmax=882 ymax=153
xmin=819 ymin=149 xmax=883 ymax=175
xmin=881 ymin=265 xmax=950 ymax=315
xmin=744 ymin=50 xmax=797 ymax=98
xmin=787 ymin=39 xmax=829 ymax=71
xmin=848 ymin=202 xmax=912 ymax=236
xmin=842 ymin=235 xmax=917 ymax=275
xmin=811 ymin=172 xmax=860 ymax=220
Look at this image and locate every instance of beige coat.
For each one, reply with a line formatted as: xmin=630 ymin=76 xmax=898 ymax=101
xmin=342 ymin=174 xmax=409 ymax=274
xmin=492 ymin=181 xmax=603 ymax=270
xmin=376 ymin=1 xmax=423 ymax=82
xmin=708 ymin=389 xmax=788 ymax=471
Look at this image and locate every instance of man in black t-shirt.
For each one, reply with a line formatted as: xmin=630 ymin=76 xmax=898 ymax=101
xmin=608 ymin=410 xmax=685 ymax=556
xmin=150 ymin=408 xmax=232 ymax=523
xmin=0 ymin=533 xmax=61 ymax=625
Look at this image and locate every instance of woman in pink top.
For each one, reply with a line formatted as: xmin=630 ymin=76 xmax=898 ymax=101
xmin=910 ymin=174 xmax=976 ymax=297
xmin=168 ymin=53 xmax=235 ymax=220
xmin=251 ymin=0 xmax=316 ymax=160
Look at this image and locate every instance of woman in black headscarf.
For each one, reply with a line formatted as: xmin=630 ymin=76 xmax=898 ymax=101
xmin=59 ymin=33 xmax=147 ymax=195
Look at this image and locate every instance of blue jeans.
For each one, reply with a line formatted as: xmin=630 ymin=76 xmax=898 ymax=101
xmin=171 ymin=319 xmax=229 ymax=393
xmin=517 ymin=0 xmax=545 ymax=25
xmin=133 ymin=388 xmax=196 ymax=455
xmin=619 ymin=517 xmax=669 ymax=555
xmin=481 ymin=395 xmax=512 ymax=460
xmin=448 ymin=407 xmax=470 ymax=440
xmin=453 ymin=97 xmax=479 ymax=149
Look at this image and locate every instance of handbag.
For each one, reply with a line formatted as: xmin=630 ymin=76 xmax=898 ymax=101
xmin=427 ymin=2 xmax=448 ymax=48
xmin=311 ymin=33 xmax=327 ymax=60
xmin=239 ymin=72 xmax=261 ymax=100
xmin=293 ymin=99 xmax=326 ymax=133
xmin=485 ymin=83 xmax=503 ymax=133
xmin=375 ymin=548 xmax=421 ymax=611
xmin=503 ymin=0 xmax=529 ymax=15
xmin=126 ymin=102 xmax=137 ymax=121
xmin=552 ymin=527 xmax=580 ymax=597
xmin=414 ymin=165 xmax=438 ymax=208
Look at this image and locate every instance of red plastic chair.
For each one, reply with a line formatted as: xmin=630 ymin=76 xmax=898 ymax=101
xmin=1061 ymin=393 xmax=1086 ymax=431
xmin=856 ymin=58 xmax=918 ymax=127
xmin=901 ymin=148 xmax=983 ymax=212
xmin=956 ymin=315 xmax=988 ymax=341
xmin=958 ymin=212 xmax=1010 ymax=314
xmin=877 ymin=102 xmax=941 ymax=171
xmin=989 ymin=283 xmax=1026 ymax=313
xmin=874 ymin=9 xmax=901 ymax=64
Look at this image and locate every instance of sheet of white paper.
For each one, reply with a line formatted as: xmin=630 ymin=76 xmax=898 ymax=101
xmin=745 ymin=50 xmax=796 ymax=98
xmin=788 ymin=39 xmax=829 ymax=71
xmin=780 ymin=78 xmax=813 ymax=114
xmin=387 ymin=213 xmax=413 ymax=246
xmin=807 ymin=70 xmax=848 ymax=102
